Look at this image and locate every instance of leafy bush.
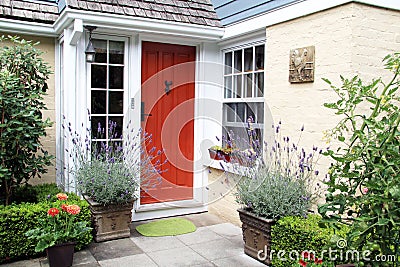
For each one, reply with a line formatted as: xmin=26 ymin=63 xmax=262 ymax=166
xmin=319 ymin=53 xmax=400 ymax=266
xmin=0 ymin=190 xmax=92 ymax=263
xmin=10 ymin=183 xmax=60 ymax=204
xmin=0 ymin=36 xmax=53 ymax=205
xmin=271 ymin=215 xmax=348 ymax=267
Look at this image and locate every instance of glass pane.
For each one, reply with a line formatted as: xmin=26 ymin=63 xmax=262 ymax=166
xmin=244 ymin=73 xmax=252 ymax=98
xmin=91 ymin=116 xmax=106 ymax=139
xmin=109 ymin=116 xmax=123 ymax=139
xmin=109 ymin=41 xmax=124 ymax=64
xmin=234 ymin=50 xmax=242 ymax=73
xmin=246 ymin=103 xmax=255 ymax=122
xmin=255 ymin=72 xmax=264 ymax=97
xmin=109 ymin=66 xmax=124 ymax=89
xmin=244 ymin=47 xmax=253 ymax=72
xmin=109 ymin=91 xmax=124 ymax=114
xmin=92 ymin=39 xmax=107 ymax=63
xmin=233 ymin=75 xmax=242 ymax=98
xmin=91 ymin=65 xmax=107 ymax=88
xmin=224 ymin=52 xmax=232 ymax=74
xmin=256 ymin=103 xmax=264 ymax=123
xmin=236 ymin=103 xmax=245 ymax=123
xmin=224 ymin=76 xmax=232 ymax=98
xmin=91 ymin=90 xmax=106 ymax=114
xmin=255 ymin=45 xmax=264 ymax=70
xmin=225 ymin=103 xmax=236 ymax=122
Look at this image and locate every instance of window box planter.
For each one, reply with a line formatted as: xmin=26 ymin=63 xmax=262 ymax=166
xmin=208 ymin=148 xmax=231 ymax=162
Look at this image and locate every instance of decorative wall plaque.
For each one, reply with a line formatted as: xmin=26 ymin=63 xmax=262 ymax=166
xmin=289 ymin=46 xmax=315 ymax=83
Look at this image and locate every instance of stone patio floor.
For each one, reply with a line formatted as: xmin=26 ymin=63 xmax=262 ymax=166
xmin=3 ymin=212 xmax=265 ymax=267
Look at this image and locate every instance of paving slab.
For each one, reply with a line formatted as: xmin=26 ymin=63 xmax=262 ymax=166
xmin=226 ymin=233 xmax=245 ymax=248
xmin=176 ymin=227 xmax=223 ymax=246
xmin=212 ymin=253 xmax=266 ymax=266
xmin=89 ymin=238 xmax=143 ymax=261
xmin=147 ymin=246 xmax=209 ymax=267
xmin=181 ymin=212 xmax=225 ymax=227
xmin=189 ymin=238 xmax=243 ymax=261
xmin=130 ymin=235 xmax=186 ymax=253
xmin=99 ymin=254 xmax=157 ymax=267
xmin=206 ymin=222 xmax=242 ymax=237
xmin=4 ymin=258 xmax=42 ymax=267
xmin=73 ymin=250 xmax=98 ymax=266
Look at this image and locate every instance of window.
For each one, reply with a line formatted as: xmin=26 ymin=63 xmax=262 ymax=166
xmin=223 ymin=44 xmax=265 ymax=149
xmin=90 ymin=39 xmax=125 ymax=147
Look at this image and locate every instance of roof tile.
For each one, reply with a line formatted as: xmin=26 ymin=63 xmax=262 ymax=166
xmin=134 ymin=8 xmax=145 ymax=17
xmin=113 ymin=5 xmax=124 ymax=14
xmin=86 ymin=2 xmax=101 ymax=11
xmin=101 ymin=3 xmax=114 ymax=13
xmin=123 ymin=6 xmax=135 ymax=15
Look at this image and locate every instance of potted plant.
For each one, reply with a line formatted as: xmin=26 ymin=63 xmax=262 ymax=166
xmin=67 ymin=118 xmax=165 ymax=242
xmin=25 ymin=193 xmax=91 ymax=267
xmin=208 ymin=145 xmax=234 ymax=162
xmin=226 ymin=121 xmax=322 ymax=265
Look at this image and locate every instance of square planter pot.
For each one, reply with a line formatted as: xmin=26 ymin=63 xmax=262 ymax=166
xmin=46 ymin=242 xmax=76 ymax=267
xmin=238 ymin=208 xmax=276 ymax=265
xmin=85 ymin=197 xmax=134 ymax=242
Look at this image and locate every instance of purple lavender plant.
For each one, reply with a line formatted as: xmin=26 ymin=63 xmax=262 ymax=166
xmin=222 ymin=119 xmax=324 ymax=219
xmin=63 ymin=113 xmax=166 ymax=205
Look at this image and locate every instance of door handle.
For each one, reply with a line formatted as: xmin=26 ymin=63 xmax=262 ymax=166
xmin=165 ymin=80 xmax=173 ymax=95
xmin=141 ymin=102 xmax=152 ymax=122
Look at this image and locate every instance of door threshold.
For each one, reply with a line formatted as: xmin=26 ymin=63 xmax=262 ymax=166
xmin=133 ymin=199 xmax=207 ymax=221
xmin=135 ymin=199 xmax=203 ymax=212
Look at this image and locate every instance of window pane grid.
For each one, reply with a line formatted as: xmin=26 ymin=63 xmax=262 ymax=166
xmin=90 ymin=38 xmax=124 ymax=142
xmin=222 ymin=44 xmax=265 ymax=150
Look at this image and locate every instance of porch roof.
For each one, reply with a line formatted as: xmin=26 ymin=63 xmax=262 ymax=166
xmin=61 ymin=0 xmax=221 ymax=27
xmin=0 ymin=0 xmax=221 ymax=28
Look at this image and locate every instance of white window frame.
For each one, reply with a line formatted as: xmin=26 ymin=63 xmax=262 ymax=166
xmin=222 ymin=42 xmax=265 ymax=149
xmin=87 ymin=35 xmax=129 ymax=144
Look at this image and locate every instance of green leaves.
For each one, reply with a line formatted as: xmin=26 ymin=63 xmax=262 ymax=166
xmin=0 ymin=36 xmax=53 ymax=205
xmin=320 ymin=53 xmax=400 ymax=264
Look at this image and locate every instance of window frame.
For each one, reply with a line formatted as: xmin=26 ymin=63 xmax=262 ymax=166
xmin=222 ymin=42 xmax=265 ymax=148
xmin=87 ymin=35 xmax=129 ymax=144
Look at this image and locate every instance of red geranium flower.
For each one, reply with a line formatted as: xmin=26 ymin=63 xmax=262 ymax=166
xmin=66 ymin=204 xmax=80 ymax=215
xmin=299 ymin=259 xmax=307 ymax=267
xmin=47 ymin=207 xmax=60 ymax=217
xmin=314 ymin=258 xmax=323 ymax=264
xmin=56 ymin=193 xmax=68 ymax=201
xmin=61 ymin=204 xmax=68 ymax=211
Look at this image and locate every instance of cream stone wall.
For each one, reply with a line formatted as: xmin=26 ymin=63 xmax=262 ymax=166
xmin=265 ymin=3 xmax=400 ymax=172
xmin=0 ymin=33 xmax=56 ymax=185
xmin=208 ymin=168 xmax=241 ymax=226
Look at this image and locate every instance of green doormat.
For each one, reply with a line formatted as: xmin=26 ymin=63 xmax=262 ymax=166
xmin=136 ymin=218 xmax=196 ymax=237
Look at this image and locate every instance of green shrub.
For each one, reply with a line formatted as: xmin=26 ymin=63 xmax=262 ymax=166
xmin=10 ymin=183 xmax=60 ymax=204
xmin=271 ymin=215 xmax=348 ymax=267
xmin=0 ymin=192 xmax=92 ymax=263
xmin=0 ymin=36 xmax=53 ymax=205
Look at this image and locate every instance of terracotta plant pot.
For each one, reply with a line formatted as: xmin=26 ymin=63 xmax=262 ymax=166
xmin=238 ymin=208 xmax=276 ymax=265
xmin=84 ymin=196 xmax=134 ymax=242
xmin=46 ymin=242 xmax=75 ymax=267
xmin=208 ymin=148 xmax=231 ymax=162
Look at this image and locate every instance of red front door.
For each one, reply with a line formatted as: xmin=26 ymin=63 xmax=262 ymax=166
xmin=140 ymin=41 xmax=196 ymax=204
